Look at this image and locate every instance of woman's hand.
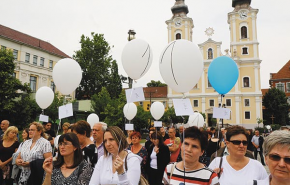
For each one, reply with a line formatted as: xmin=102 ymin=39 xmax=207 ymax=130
xmin=22 ymin=161 xmax=30 ymax=167
xmin=43 ymin=157 xmax=53 ymax=175
xmin=0 ymin=160 xmax=4 ymax=168
xmin=115 ymin=155 xmax=125 ymax=175
xmin=16 ymin=159 xmax=24 ymax=166
xmin=154 ymin=146 xmax=159 ymax=154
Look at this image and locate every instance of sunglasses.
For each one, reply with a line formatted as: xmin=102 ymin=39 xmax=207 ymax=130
xmin=229 ymin=140 xmax=248 ymax=146
xmin=268 ymin=154 xmax=290 ymax=165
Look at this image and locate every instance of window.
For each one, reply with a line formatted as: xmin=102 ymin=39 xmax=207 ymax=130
xmin=33 ymin=55 xmax=38 ymax=65
xmin=276 ymin=83 xmax=285 ymax=92
xmin=49 ymin=60 xmax=53 ymax=69
xmin=139 ymin=101 xmax=143 ymax=106
xmin=245 ymin=99 xmax=250 ymax=106
xmin=1 ymin=45 xmax=6 ymax=50
xmin=208 ymin=79 xmax=212 ymax=88
xmin=286 ymin=83 xmax=290 ymax=92
xmin=25 ymin=53 xmax=30 ymax=63
xmin=208 ymin=48 xmax=213 ymax=59
xmin=226 ymin=99 xmax=232 ymax=107
xmin=243 ymin=77 xmax=250 ymax=87
xmin=50 ymin=81 xmax=55 ymax=92
xmin=13 ymin=50 xmax=18 ymax=60
xmin=30 ymin=76 xmax=37 ymax=92
xmin=176 ymin=33 xmax=181 ymax=40
xmin=241 ymin=26 xmax=247 ymax=39
xmin=40 ymin=57 xmax=45 ymax=67
xmin=209 ymin=100 xmax=214 ymax=107
xmin=242 ymin=47 xmax=248 ymax=54
xmin=193 ymin=100 xmax=198 ymax=107
xmin=245 ymin=111 xmax=250 ymax=119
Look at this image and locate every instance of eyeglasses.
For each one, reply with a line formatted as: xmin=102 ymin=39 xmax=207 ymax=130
xmin=268 ymin=154 xmax=290 ymax=165
xmin=229 ymin=140 xmax=248 ymax=146
xmin=58 ymin=142 xmax=73 ymax=147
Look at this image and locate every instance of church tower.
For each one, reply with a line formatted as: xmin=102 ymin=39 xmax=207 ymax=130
xmin=165 ymin=0 xmax=193 ymax=43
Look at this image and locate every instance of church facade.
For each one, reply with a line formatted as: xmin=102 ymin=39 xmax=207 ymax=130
xmin=166 ymin=0 xmax=262 ymax=129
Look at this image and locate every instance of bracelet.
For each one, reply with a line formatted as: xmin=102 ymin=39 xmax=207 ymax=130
xmin=118 ymin=171 xmax=126 ymax=176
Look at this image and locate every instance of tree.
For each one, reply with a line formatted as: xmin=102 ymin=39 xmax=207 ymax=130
xmin=44 ymin=92 xmax=65 ymax=125
xmin=107 ymin=60 xmax=122 ymax=99
xmin=131 ymin=106 xmax=151 ymax=131
xmin=91 ymin=87 xmax=112 ymax=122
xmin=74 ymin=32 xmax=121 ymax=100
xmin=263 ymin=88 xmax=290 ymax=126
xmin=161 ymin=107 xmax=188 ymax=126
xmin=147 ymin=80 xmax=167 ymax=87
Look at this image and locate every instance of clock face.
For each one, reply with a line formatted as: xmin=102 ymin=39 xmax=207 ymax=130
xmin=239 ymin=10 xmax=248 ymax=20
xmin=175 ymin=19 xmax=181 ymax=27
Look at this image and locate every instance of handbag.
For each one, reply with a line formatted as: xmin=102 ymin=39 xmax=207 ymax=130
xmin=125 ymin=154 xmax=149 ymax=185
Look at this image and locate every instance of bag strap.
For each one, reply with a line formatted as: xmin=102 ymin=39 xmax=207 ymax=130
xmin=77 ymin=161 xmax=85 ymax=178
xmin=124 ymin=152 xmax=129 ymax=171
xmin=217 ymin=157 xmax=223 ymax=178
xmin=253 ymin=180 xmax=257 ymax=185
xmin=169 ymin=162 xmax=176 ymax=184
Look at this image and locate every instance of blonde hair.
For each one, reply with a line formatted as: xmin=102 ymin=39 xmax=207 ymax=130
xmin=29 ymin=122 xmax=47 ymax=139
xmin=62 ymin=122 xmax=70 ymax=129
xmin=3 ymin=126 xmax=18 ymax=141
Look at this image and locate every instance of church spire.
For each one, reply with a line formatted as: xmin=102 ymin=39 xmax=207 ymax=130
xmin=232 ymin=0 xmax=251 ymax=8
xmin=171 ymin=0 xmax=189 ymax=15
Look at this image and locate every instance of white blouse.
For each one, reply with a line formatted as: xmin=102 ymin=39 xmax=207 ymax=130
xmin=89 ymin=151 xmax=141 ymax=185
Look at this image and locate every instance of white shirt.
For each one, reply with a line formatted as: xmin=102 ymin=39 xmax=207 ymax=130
xmin=246 ymin=175 xmax=270 ymax=185
xmin=89 ymin=151 xmax=141 ymax=185
xmin=150 ymin=148 xmax=157 ymax=169
xmin=209 ymin=156 xmax=268 ymax=185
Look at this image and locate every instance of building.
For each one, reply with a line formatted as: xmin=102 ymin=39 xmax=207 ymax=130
xmin=141 ymin=86 xmax=168 ymax=111
xmin=0 ymin=24 xmax=71 ymax=97
xmin=165 ymin=0 xmax=262 ymax=128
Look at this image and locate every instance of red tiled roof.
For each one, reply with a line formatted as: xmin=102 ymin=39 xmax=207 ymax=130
xmin=271 ymin=60 xmax=290 ymax=79
xmin=143 ymin=86 xmax=167 ymax=98
xmin=0 ymin=24 xmax=70 ymax=58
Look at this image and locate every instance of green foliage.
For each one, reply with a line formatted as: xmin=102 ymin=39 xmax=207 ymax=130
xmin=91 ymin=87 xmax=112 ymax=122
xmin=147 ymin=80 xmax=167 ymax=87
xmin=131 ymin=106 xmax=150 ymax=131
xmin=270 ymin=124 xmax=281 ymax=131
xmin=161 ymin=107 xmax=188 ymax=125
xmin=74 ymin=32 xmax=121 ymax=100
xmin=254 ymin=126 xmax=265 ymax=134
xmin=263 ymin=88 xmax=290 ymax=125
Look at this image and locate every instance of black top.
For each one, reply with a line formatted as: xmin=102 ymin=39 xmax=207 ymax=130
xmin=45 ymin=129 xmax=56 ymax=137
xmin=0 ymin=140 xmax=20 ymax=162
xmin=82 ymin=144 xmax=98 ymax=168
xmin=162 ymin=133 xmax=169 ymax=142
xmin=206 ymin=139 xmax=220 ymax=158
xmin=146 ymin=144 xmax=170 ymax=175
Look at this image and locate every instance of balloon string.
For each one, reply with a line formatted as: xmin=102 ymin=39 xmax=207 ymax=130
xmin=125 ymin=80 xmax=136 ymax=123
xmin=41 ymin=109 xmax=44 ymax=115
xmin=181 ymin=116 xmax=186 ymax=184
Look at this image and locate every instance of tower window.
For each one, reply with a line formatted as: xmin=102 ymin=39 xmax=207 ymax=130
xmin=242 ymin=47 xmax=248 ymax=54
xmin=176 ymin=33 xmax=181 ymax=40
xmin=241 ymin=26 xmax=247 ymax=39
xmin=208 ymin=48 xmax=213 ymax=59
xmin=243 ymin=77 xmax=250 ymax=87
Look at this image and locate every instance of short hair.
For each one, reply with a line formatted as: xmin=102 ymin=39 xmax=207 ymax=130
xmin=62 ymin=122 xmax=70 ymax=129
xmin=184 ymin=126 xmax=208 ymax=151
xmin=130 ymin=131 xmax=141 ymax=139
xmin=3 ymin=126 xmax=18 ymax=141
xmin=226 ymin=125 xmax=248 ymax=142
xmin=151 ymin=131 xmax=165 ymax=148
xmin=104 ymin=126 xmax=128 ymax=156
xmin=43 ymin=121 xmax=52 ymax=126
xmin=1 ymin=120 xmax=9 ymax=125
xmin=280 ymin=126 xmax=289 ymax=131
xmin=30 ymin=122 xmax=47 ymax=139
xmin=169 ymin=127 xmax=176 ymax=133
xmin=210 ymin=127 xmax=216 ymax=131
xmin=94 ymin=122 xmax=107 ymax=132
xmin=149 ymin=127 xmax=156 ymax=132
xmin=54 ymin=133 xmax=83 ymax=169
xmin=263 ymin=130 xmax=290 ymax=156
xmin=71 ymin=120 xmax=91 ymax=138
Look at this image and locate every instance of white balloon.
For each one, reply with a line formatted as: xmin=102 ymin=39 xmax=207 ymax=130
xmin=123 ymin=103 xmax=137 ymax=121
xmin=53 ymin=58 xmax=82 ymax=95
xmin=121 ymin=39 xmax=153 ymax=80
xmin=87 ymin=113 xmax=99 ymax=128
xmin=159 ymin=39 xmax=203 ymax=93
xmin=188 ymin=112 xmax=204 ymax=127
xmin=265 ymin=125 xmax=271 ymax=130
xmin=35 ymin=86 xmax=54 ymax=109
xmin=150 ymin=102 xmax=165 ymax=120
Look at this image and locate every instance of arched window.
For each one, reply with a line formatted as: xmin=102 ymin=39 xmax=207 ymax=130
xmin=243 ymin=77 xmax=250 ymax=87
xmin=208 ymin=48 xmax=213 ymax=59
xmin=176 ymin=33 xmax=181 ymax=40
xmin=241 ymin=26 xmax=247 ymax=39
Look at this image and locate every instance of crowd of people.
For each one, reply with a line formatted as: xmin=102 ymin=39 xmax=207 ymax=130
xmin=0 ymin=119 xmax=289 ymax=185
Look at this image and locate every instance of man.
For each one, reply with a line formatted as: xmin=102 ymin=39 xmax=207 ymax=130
xmin=145 ymin=127 xmax=155 ymax=151
xmin=178 ymin=125 xmax=184 ymax=142
xmin=164 ymin=128 xmax=181 ymax=162
xmin=0 ymin=120 xmax=9 ymax=139
xmin=92 ymin=122 xmax=107 ymax=159
xmin=43 ymin=121 xmax=56 ymax=138
xmin=251 ymin=130 xmax=265 ymax=165
xmin=210 ymin=127 xmax=216 ymax=138
xmin=160 ymin=127 xmax=169 ymax=141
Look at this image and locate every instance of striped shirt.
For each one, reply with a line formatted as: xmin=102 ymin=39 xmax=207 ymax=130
xmin=164 ymin=163 xmax=219 ymax=185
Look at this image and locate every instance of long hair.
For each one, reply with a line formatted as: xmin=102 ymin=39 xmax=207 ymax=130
xmin=22 ymin=128 xmax=30 ymax=141
xmin=103 ymin=126 xmax=128 ymax=157
xmin=54 ymin=133 xmax=83 ymax=169
xmin=29 ymin=122 xmax=47 ymax=139
xmin=3 ymin=126 xmax=18 ymax=141
xmin=151 ymin=131 xmax=165 ymax=148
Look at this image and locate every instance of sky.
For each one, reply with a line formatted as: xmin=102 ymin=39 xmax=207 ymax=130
xmin=1 ymin=0 xmax=289 ymax=89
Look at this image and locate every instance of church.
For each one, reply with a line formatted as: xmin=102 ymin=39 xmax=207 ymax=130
xmin=166 ymin=0 xmax=262 ymax=129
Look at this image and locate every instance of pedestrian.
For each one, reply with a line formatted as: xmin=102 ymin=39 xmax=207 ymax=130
xmin=251 ymin=130 xmax=265 ymax=165
xmin=164 ymin=128 xmax=181 ymax=162
xmin=92 ymin=122 xmax=107 ymax=159
xmin=0 ymin=120 xmax=10 ymax=139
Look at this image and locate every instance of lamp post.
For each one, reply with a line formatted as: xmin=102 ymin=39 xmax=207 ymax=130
xmin=125 ymin=29 xmax=136 ymax=89
xmin=144 ymin=89 xmax=157 ymax=127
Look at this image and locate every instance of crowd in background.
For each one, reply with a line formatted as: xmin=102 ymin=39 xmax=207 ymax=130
xmin=0 ymin=119 xmax=289 ymax=185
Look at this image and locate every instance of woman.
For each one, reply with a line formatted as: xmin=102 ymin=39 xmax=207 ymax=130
xmin=127 ymin=131 xmax=148 ymax=178
xmin=16 ymin=122 xmax=52 ymax=185
xmin=0 ymin=126 xmax=20 ymax=185
xmin=248 ymin=130 xmax=290 ymax=185
xmin=209 ymin=125 xmax=268 ymax=185
xmin=62 ymin=122 xmax=70 ymax=134
xmin=163 ymin=126 xmax=218 ymax=185
xmin=89 ymin=126 xmax=141 ymax=185
xmin=42 ymin=133 xmax=93 ymax=185
xmin=126 ymin=130 xmax=134 ymax=145
xmin=146 ymin=132 xmax=170 ymax=185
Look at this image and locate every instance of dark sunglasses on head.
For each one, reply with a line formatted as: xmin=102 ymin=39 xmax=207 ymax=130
xmin=229 ymin=140 xmax=248 ymax=146
xmin=268 ymin=154 xmax=290 ymax=165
